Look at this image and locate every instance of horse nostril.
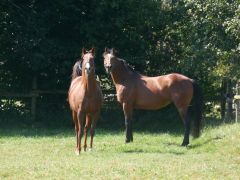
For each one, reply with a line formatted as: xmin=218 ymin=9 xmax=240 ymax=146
xmin=105 ymin=65 xmax=112 ymax=74
xmin=105 ymin=65 xmax=111 ymax=69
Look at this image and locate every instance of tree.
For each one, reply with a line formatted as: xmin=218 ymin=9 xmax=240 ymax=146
xmin=0 ymin=0 xmax=239 ymax=102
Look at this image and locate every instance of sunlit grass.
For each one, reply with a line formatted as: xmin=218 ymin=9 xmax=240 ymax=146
xmin=0 ymin=123 xmax=240 ymax=179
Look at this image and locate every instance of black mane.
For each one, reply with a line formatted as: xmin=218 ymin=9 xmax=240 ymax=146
xmin=119 ymin=58 xmax=139 ymax=75
xmin=71 ymin=59 xmax=82 ymax=80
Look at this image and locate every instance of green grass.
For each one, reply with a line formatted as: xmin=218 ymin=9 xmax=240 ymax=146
xmin=0 ymin=123 xmax=240 ymax=179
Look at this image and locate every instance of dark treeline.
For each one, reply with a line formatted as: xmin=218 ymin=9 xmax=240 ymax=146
xmin=0 ymin=0 xmax=239 ymax=101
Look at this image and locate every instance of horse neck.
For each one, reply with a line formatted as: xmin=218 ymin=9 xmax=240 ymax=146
xmin=110 ymin=59 xmax=130 ymax=85
xmin=82 ymin=72 xmax=97 ymax=96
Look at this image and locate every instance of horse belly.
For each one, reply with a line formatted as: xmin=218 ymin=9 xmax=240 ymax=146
xmin=135 ymin=94 xmax=170 ymax=110
xmin=68 ymin=94 xmax=83 ymax=112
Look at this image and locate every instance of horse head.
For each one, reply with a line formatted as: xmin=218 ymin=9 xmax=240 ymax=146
xmin=82 ymin=48 xmax=95 ymax=77
xmin=103 ymin=48 xmax=119 ymax=74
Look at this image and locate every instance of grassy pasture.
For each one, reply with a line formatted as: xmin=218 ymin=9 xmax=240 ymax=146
xmin=0 ymin=121 xmax=240 ymax=179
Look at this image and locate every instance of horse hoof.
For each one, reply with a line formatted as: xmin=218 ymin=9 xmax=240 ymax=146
xmin=75 ymin=150 xmax=80 ymax=155
xmin=125 ymin=140 xmax=131 ymax=144
xmin=181 ymin=142 xmax=189 ymax=146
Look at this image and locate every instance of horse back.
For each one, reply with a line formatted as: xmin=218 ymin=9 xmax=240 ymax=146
xmin=164 ymin=73 xmax=193 ymax=102
xmin=133 ymin=73 xmax=193 ymax=109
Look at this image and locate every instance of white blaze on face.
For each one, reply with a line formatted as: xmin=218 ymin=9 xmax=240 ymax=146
xmin=107 ymin=54 xmax=112 ymax=64
xmin=104 ymin=53 xmax=113 ymax=73
xmin=84 ymin=54 xmax=92 ymax=70
xmin=85 ymin=61 xmax=91 ymax=76
xmin=105 ymin=53 xmax=113 ymax=68
xmin=85 ymin=62 xmax=90 ymax=69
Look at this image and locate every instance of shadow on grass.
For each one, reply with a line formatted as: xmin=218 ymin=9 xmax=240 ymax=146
xmin=0 ymin=126 xmax=125 ymax=138
xmin=0 ymin=127 xmax=73 ymax=138
xmin=121 ymin=146 xmax=186 ymax=155
xmin=99 ymin=105 xmax=186 ymax=134
xmin=187 ymin=139 xmax=211 ymax=149
xmin=100 ymin=104 xmax=225 ymax=135
xmin=0 ymin=104 xmax=225 ymax=139
xmin=119 ymin=134 xmax=223 ymax=154
xmin=187 ymin=135 xmax=225 ymax=149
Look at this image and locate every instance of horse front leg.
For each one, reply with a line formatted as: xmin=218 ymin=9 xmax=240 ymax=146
xmin=76 ymin=110 xmax=85 ymax=155
xmin=123 ymin=103 xmax=133 ymax=143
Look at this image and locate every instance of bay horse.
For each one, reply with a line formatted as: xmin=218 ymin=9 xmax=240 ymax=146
xmin=68 ymin=48 xmax=102 ymax=155
xmin=103 ymin=48 xmax=203 ymax=146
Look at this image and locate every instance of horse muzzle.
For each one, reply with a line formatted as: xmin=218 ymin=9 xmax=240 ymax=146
xmin=85 ymin=68 xmax=92 ymax=76
xmin=105 ymin=66 xmax=112 ymax=74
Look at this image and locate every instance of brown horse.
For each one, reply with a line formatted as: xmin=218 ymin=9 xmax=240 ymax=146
xmin=103 ymin=48 xmax=203 ymax=146
xmin=68 ymin=48 xmax=102 ymax=155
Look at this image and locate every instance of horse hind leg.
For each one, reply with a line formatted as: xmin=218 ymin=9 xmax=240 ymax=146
xmin=90 ymin=111 xmax=100 ymax=151
xmin=90 ymin=122 xmax=96 ymax=151
xmin=176 ymin=105 xmax=190 ymax=146
xmin=83 ymin=115 xmax=91 ymax=152
xmin=182 ymin=110 xmax=190 ymax=146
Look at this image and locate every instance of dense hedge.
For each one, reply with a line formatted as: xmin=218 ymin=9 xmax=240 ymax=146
xmin=0 ymin=0 xmax=239 ymax=101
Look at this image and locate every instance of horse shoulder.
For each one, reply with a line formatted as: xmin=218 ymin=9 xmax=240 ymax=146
xmin=115 ymin=84 xmax=125 ymax=103
xmin=115 ymin=82 xmax=135 ymax=104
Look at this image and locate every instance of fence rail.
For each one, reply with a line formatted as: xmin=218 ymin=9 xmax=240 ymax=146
xmin=1 ymin=80 xmax=240 ymax=123
xmin=0 ymin=89 xmax=116 ymax=121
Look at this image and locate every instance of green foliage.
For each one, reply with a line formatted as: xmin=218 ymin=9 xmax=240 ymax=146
xmin=0 ymin=0 xmax=239 ymax=99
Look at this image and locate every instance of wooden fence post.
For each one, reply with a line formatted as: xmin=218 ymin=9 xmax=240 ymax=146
xmin=223 ymin=79 xmax=234 ymax=122
xmin=31 ymin=77 xmax=37 ymax=121
xmin=234 ymin=81 xmax=240 ymax=123
xmin=221 ymin=79 xmax=226 ymax=120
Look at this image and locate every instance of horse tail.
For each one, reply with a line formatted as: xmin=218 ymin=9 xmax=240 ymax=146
xmin=71 ymin=60 xmax=82 ymax=80
xmin=191 ymin=80 xmax=203 ymax=138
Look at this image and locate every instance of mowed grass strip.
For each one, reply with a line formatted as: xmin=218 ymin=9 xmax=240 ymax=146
xmin=0 ymin=123 xmax=240 ymax=179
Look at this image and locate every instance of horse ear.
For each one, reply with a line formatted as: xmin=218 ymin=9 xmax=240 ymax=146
xmin=82 ymin=48 xmax=86 ymax=56
xmin=103 ymin=47 xmax=109 ymax=57
xmin=104 ymin=47 xmax=108 ymax=53
xmin=111 ymin=48 xmax=118 ymax=56
xmin=90 ymin=47 xmax=95 ymax=55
